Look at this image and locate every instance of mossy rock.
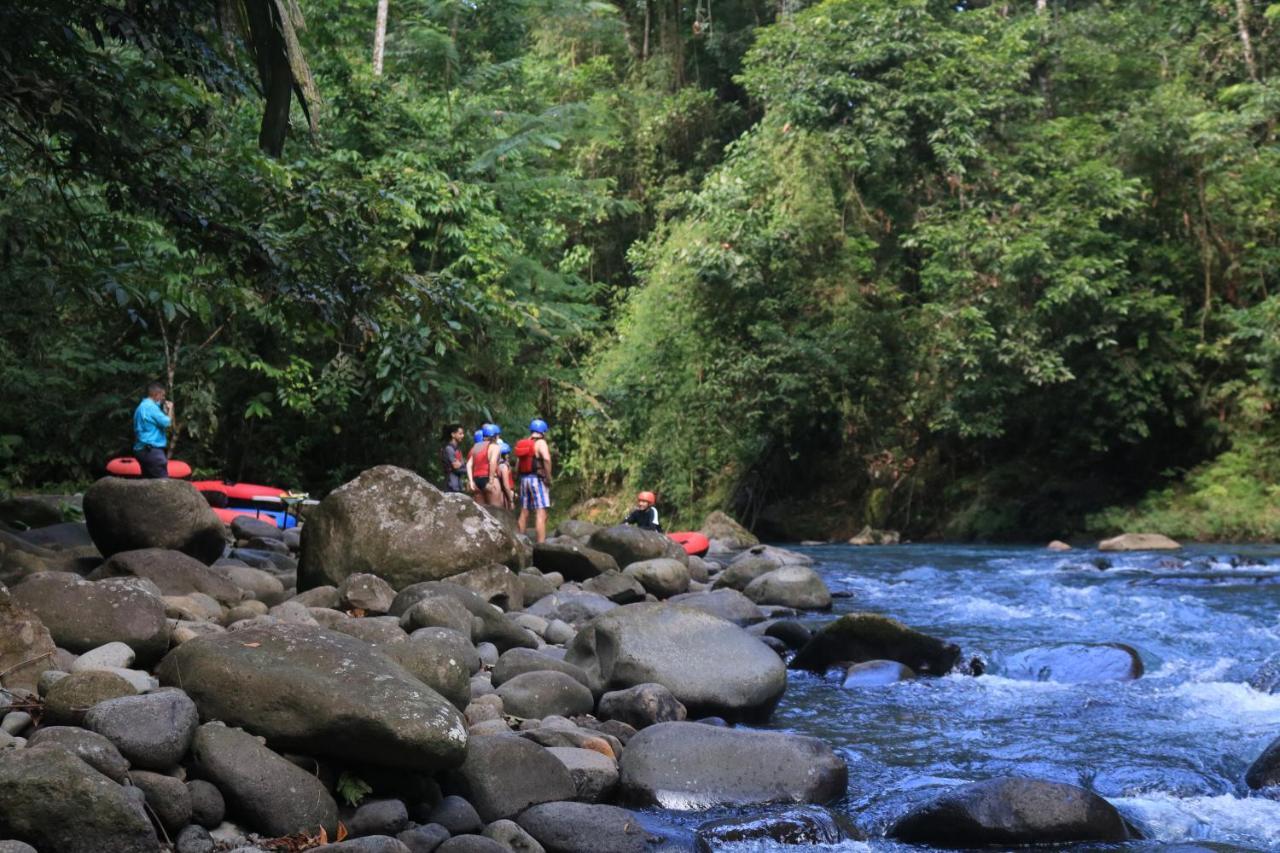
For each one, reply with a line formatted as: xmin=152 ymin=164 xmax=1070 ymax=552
xmin=789 ymin=613 xmax=960 ymax=675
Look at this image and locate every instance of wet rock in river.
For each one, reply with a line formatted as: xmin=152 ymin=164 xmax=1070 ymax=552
xmin=1245 ymin=732 xmax=1280 ymax=789
xmin=1097 ymin=532 xmax=1181 ymax=551
xmin=694 ymin=806 xmax=861 ymax=851
xmin=842 ymin=659 xmax=915 ymax=687
xmin=1248 ymin=654 xmax=1280 ymax=694
xmin=1001 ymin=642 xmax=1144 ymax=683
xmin=742 ymin=565 xmax=831 ymax=610
xmin=789 ymin=612 xmax=961 ymax=676
xmin=890 ymin=777 xmax=1132 ymax=845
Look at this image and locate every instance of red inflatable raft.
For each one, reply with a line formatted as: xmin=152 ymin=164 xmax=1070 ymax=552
xmin=668 ymin=531 xmax=710 ymax=557
xmin=192 ymin=480 xmax=287 ymax=502
xmin=105 ymin=457 xmax=192 ymax=479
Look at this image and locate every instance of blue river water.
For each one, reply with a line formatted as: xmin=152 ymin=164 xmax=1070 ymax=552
xmin=653 ymin=543 xmax=1280 ymax=851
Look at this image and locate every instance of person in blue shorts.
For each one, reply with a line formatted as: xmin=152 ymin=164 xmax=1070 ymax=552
xmin=133 ymin=381 xmax=174 ymax=479
xmin=515 ymin=418 xmax=553 ymax=543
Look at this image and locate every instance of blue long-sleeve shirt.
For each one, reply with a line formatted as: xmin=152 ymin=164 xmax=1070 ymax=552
xmin=133 ymin=397 xmax=171 ymax=451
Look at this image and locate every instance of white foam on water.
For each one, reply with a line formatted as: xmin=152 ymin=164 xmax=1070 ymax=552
xmin=1172 ymin=680 xmax=1280 ymax=722
xmin=944 ymin=596 xmax=1034 ymax=620
xmin=1114 ymin=792 xmax=1280 ymax=847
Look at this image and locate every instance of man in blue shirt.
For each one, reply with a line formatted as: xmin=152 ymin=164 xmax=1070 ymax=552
xmin=133 ymin=381 xmax=174 ymax=479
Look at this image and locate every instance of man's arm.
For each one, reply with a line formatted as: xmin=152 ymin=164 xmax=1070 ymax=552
xmin=536 ymin=439 xmax=552 ymax=482
xmin=466 ymin=451 xmax=476 ymax=489
xmin=152 ymin=400 xmax=173 ymax=429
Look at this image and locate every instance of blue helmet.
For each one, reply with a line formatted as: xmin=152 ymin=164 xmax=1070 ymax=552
xmin=499 ymin=442 xmax=511 ymax=455
xmin=483 ymin=423 xmax=502 ymax=438
xmin=529 ymin=418 xmax=549 ymax=434
xmin=473 ymin=429 xmax=484 ymax=443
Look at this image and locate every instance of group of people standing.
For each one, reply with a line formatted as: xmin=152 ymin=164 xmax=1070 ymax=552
xmin=441 ymin=419 xmax=553 ymax=543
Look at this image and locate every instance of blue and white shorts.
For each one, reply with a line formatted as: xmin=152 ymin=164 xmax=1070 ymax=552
xmin=519 ymin=475 xmax=551 ymax=510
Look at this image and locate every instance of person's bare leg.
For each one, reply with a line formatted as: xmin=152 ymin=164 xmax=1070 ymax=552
xmin=535 ymin=508 xmax=547 ymax=543
xmin=518 ymin=507 xmax=529 ymax=536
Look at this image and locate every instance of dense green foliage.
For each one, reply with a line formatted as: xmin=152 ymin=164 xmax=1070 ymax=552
xmin=3 ymin=0 xmax=1280 ymax=539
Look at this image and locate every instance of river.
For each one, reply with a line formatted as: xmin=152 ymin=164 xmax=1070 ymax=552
xmin=654 ymin=543 xmax=1280 ymax=851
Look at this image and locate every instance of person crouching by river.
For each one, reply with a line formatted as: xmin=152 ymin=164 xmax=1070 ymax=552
xmin=623 ymin=491 xmax=662 ymax=531
xmin=440 ymin=423 xmax=466 ymax=493
xmin=133 ymin=381 xmax=174 ymax=478
xmin=515 ymin=418 xmax=552 ymax=543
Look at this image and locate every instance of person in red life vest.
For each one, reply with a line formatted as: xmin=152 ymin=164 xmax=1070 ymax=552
xmin=440 ymin=423 xmax=466 ymax=493
xmin=497 ymin=441 xmax=515 ymax=510
xmin=623 ymin=491 xmax=663 ymax=532
xmin=515 ymin=418 xmax=553 ymax=542
xmin=467 ymin=425 xmax=498 ymax=504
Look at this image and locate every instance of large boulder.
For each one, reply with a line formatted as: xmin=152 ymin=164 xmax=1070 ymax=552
xmin=667 ymin=589 xmax=765 ymax=626
xmin=789 ymin=613 xmax=961 ymax=676
xmin=711 ymin=546 xmax=809 ymax=591
xmin=0 ymin=586 xmax=57 ymax=692
xmin=497 ymin=671 xmax=595 ymax=719
xmin=89 ymin=548 xmax=243 ymax=605
xmin=83 ymin=476 xmax=226 ymax=564
xmin=1097 ymin=533 xmax=1181 ymax=552
xmin=618 ymin=722 xmax=846 ymax=808
xmin=517 ymin=803 xmax=662 ymax=853
xmin=890 ymin=777 xmax=1132 ymax=845
xmin=0 ymin=745 xmax=157 ymax=853
xmin=1245 ymin=733 xmax=1280 ymax=789
xmin=566 ymin=603 xmax=786 ymax=722
xmin=157 ymin=622 xmax=468 ymax=770
xmin=1002 ymin=643 xmax=1144 ymax=683
xmin=623 ymin=558 xmax=690 ymax=599
xmin=83 ymin=688 xmax=199 ymax=770
xmin=742 ymin=565 xmax=831 ymax=610
xmin=191 ymin=722 xmax=339 ymax=837
xmin=588 ymin=526 xmax=687 ymax=569
xmin=299 ymin=466 xmax=522 ymax=591
xmin=533 ymin=538 xmax=620 ymax=581
xmin=699 ymin=511 xmax=758 ymax=550
xmin=449 ymin=735 xmax=576 ymax=821
xmin=11 ymin=572 xmax=169 ymax=664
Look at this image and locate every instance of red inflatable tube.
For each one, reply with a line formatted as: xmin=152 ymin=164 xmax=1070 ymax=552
xmin=105 ymin=457 xmax=193 ymax=479
xmin=192 ymin=480 xmax=287 ymax=501
xmin=668 ymin=531 xmax=710 ymax=557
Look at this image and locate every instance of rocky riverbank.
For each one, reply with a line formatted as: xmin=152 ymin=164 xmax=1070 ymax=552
xmin=2 ymin=466 xmax=1264 ymax=852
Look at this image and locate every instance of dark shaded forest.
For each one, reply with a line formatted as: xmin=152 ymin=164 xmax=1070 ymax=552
xmin=3 ymin=0 xmax=1280 ymax=540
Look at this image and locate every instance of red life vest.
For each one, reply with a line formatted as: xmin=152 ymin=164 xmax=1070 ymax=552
xmin=515 ymin=438 xmax=539 ymax=475
xmin=470 ymin=442 xmax=491 ymax=478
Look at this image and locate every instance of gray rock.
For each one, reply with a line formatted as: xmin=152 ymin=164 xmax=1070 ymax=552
xmin=597 ymin=683 xmax=686 ymax=729
xmin=401 ymin=596 xmax=475 ymax=636
xmin=348 ymin=624 xmax=472 ymax=711
xmin=313 ymin=839 xmax=413 ymax=853
xmin=483 ymin=819 xmax=544 ymax=853
xmin=890 ymin=777 xmax=1131 ymax=845
xmin=43 ymin=670 xmax=137 ymax=725
xmin=213 ymin=563 xmax=286 ymax=604
xmin=84 ymin=688 xmax=199 ymax=770
xmin=0 ymin=841 xmax=37 ymax=853
xmin=392 ymin=582 xmax=537 ymax=652
xmin=11 ymin=573 xmax=169 ymax=664
xmin=667 ymin=589 xmax=764 ymax=626
xmin=1249 ymin=653 xmax=1280 ymax=694
xmin=191 ymin=722 xmax=338 ymax=837
xmin=129 ymin=769 xmax=192 ymax=835
xmin=588 ymin=526 xmax=687 ymax=569
xmin=525 ymin=591 xmax=617 ymax=627
xmin=618 ymin=722 xmax=846 ymax=808
xmin=157 ymin=623 xmax=468 ymax=769
xmin=290 ymin=586 xmax=341 ymax=609
xmin=0 ymin=586 xmax=58 ymax=692
xmin=477 ymin=643 xmax=499 ymax=666
xmin=1097 ymin=532 xmax=1180 ymax=551
xmin=698 ymin=512 xmax=758 ymax=550
xmin=231 ymin=515 xmax=284 ymax=542
xmin=532 ymin=539 xmax=619 ymax=582
xmin=340 ymin=573 xmax=397 ymax=614
xmin=436 ymin=837 xmax=505 ymax=853
xmin=428 ymin=795 xmax=483 ymax=834
xmin=547 ymin=747 xmax=618 ymax=802
xmin=622 ymin=559 xmax=690 ymax=599
xmin=566 ymin=603 xmax=786 ymax=722
xmin=397 ymin=823 xmax=450 ymax=853
xmin=497 ymin=671 xmax=594 ymax=720
xmin=25 ymin=726 xmax=129 ymax=781
xmin=695 ymin=806 xmax=859 ymax=849
xmin=492 ymin=648 xmax=597 ymax=695
xmin=1246 ymin=732 xmax=1280 ymax=789
xmin=842 ymin=659 xmax=915 ymax=686
xmin=516 ymin=802 xmax=659 ymax=853
xmin=742 ymin=566 xmax=831 ymax=610
xmin=553 ymin=521 xmax=601 ymax=541
xmin=187 ymin=778 xmax=226 ymax=827
xmin=0 ymin=745 xmax=156 ymax=852
xmin=762 ymin=620 xmax=811 ymax=649
xmin=518 ymin=571 xmax=558 ymax=606
xmin=580 ymin=573 xmax=646 ymax=604
xmin=176 ymin=824 xmax=215 ymax=853
xmin=410 ymin=627 xmax=481 ymax=675
xmin=90 ymin=548 xmax=243 ymax=605
xmin=1001 ymin=643 xmax=1144 ymax=683
xmin=711 ymin=555 xmax=783 ymax=591
xmin=266 ymin=599 xmax=316 ymax=627
xmin=299 ymin=466 xmax=522 ymax=590
xmin=348 ymin=799 xmax=410 ymax=837
xmin=544 ymin=620 xmax=574 ymax=646
xmin=448 ymin=564 xmax=524 ymax=611
xmin=450 ymin=735 xmax=576 ymax=821
xmin=1 ymin=711 xmax=32 ymax=736
xmin=685 ymin=556 xmax=710 ymax=584
xmin=84 ymin=477 xmax=226 ymax=564
xmin=789 ymin=613 xmax=961 ymax=675
xmin=0 ymin=495 xmax=68 ymax=529
xmin=71 ymin=641 xmax=136 ymax=672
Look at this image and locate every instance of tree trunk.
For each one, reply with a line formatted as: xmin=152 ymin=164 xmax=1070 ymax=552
xmin=373 ymin=0 xmax=389 ymax=76
xmin=1235 ymin=0 xmax=1259 ymax=82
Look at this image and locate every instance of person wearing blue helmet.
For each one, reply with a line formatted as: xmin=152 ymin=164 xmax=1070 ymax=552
xmin=468 ymin=423 xmax=505 ymax=505
xmin=496 ymin=441 xmax=515 ymax=510
xmin=514 ymin=418 xmax=553 ymax=542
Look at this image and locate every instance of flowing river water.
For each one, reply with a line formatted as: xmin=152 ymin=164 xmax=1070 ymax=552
xmin=650 ymin=543 xmax=1280 ymax=851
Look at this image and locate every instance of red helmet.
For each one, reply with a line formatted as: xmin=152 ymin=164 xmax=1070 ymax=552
xmin=637 ymin=491 xmax=657 ymax=504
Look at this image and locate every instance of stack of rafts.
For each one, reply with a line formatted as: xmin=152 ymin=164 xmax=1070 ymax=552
xmin=103 ymin=456 xmax=297 ymax=529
